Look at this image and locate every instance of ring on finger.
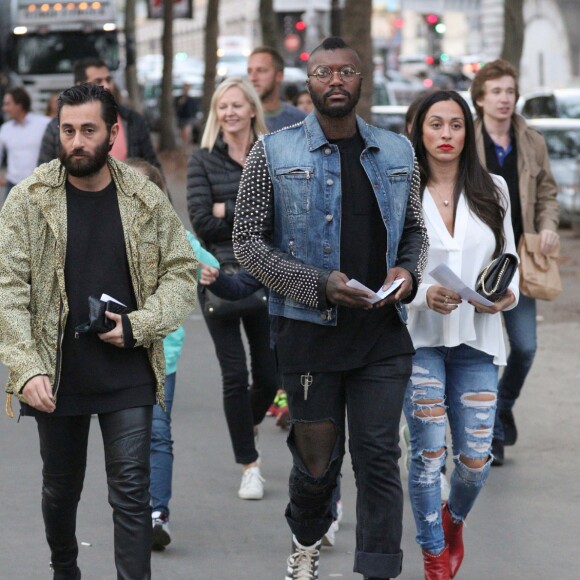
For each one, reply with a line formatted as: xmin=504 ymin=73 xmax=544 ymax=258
xmin=444 ymin=296 xmax=449 ymax=304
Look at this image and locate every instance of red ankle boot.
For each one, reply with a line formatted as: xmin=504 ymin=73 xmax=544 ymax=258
xmin=422 ymin=545 xmax=450 ymax=580
xmin=441 ymin=503 xmax=464 ymax=578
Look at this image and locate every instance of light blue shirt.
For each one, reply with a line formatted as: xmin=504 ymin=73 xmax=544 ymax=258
xmin=0 ymin=112 xmax=51 ymax=184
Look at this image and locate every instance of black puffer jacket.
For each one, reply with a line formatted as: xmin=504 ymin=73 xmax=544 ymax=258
xmin=187 ymin=135 xmax=251 ymax=265
xmin=37 ymin=105 xmax=161 ymax=170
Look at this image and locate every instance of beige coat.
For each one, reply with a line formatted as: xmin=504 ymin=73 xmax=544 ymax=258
xmin=0 ymin=157 xmax=198 ymax=412
xmin=475 ymin=114 xmax=559 ymax=234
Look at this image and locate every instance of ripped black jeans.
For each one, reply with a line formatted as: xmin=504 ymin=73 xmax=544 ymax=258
xmin=283 ymin=356 xmax=411 ymax=579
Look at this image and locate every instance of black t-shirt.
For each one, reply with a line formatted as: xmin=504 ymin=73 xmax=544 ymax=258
xmin=275 ymin=131 xmax=414 ymax=373
xmin=23 ymin=180 xmax=155 ymax=416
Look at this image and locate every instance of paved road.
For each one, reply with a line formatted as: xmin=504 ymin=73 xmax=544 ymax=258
xmin=0 ymin=155 xmax=578 ymax=579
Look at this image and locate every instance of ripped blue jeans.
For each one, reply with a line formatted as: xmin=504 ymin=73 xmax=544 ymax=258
xmin=404 ymin=345 xmax=498 ymax=555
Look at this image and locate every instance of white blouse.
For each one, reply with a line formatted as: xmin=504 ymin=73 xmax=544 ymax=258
xmin=407 ymin=175 xmax=519 ymax=366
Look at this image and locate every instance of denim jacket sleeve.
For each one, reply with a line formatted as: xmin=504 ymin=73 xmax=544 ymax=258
xmin=233 ymin=141 xmax=330 ymax=309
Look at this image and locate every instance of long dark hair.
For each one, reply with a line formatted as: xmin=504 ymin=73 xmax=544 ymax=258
xmin=411 ymin=90 xmax=506 ymax=258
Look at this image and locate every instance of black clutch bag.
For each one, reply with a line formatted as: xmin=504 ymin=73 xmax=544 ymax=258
xmin=75 ymin=295 xmax=129 ymax=335
xmin=475 ymin=253 xmax=518 ymax=302
xmin=202 ymin=287 xmax=268 ymax=321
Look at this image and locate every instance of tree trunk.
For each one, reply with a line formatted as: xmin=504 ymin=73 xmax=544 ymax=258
xmin=124 ymin=0 xmax=141 ymax=112
xmin=158 ymin=0 xmax=176 ymax=151
xmin=342 ymin=0 xmax=373 ymax=121
xmin=500 ymin=0 xmax=525 ymax=70
xmin=260 ymin=0 xmax=277 ymax=48
xmin=202 ymin=0 xmax=220 ymax=120
xmin=330 ymin=0 xmax=342 ymax=37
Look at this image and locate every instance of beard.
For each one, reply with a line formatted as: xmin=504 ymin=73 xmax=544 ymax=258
xmin=309 ymin=83 xmax=362 ymax=118
xmin=258 ymin=81 xmax=276 ymax=103
xmin=59 ymin=135 xmax=110 ymax=178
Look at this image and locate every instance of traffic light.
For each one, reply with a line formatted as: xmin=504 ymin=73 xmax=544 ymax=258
xmin=279 ymin=13 xmax=308 ymax=65
xmin=425 ymin=14 xmax=438 ymax=26
xmin=424 ymin=13 xmax=444 ymax=34
xmin=423 ymin=13 xmax=444 ymax=62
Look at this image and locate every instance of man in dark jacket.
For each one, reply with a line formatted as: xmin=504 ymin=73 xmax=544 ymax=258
xmin=38 ymin=58 xmax=161 ymax=170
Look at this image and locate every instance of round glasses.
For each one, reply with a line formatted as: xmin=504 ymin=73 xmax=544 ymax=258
xmin=307 ymin=66 xmax=361 ymax=84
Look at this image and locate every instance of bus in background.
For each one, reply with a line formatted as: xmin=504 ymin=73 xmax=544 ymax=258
xmin=0 ymin=0 xmax=120 ymax=113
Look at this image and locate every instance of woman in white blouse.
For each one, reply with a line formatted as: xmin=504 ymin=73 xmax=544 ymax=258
xmin=405 ymin=91 xmax=519 ymax=580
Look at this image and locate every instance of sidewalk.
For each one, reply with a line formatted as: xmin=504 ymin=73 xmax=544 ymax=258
xmin=0 ymin=316 xmax=578 ymax=579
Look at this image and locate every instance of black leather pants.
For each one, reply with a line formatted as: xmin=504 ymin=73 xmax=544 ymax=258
xmin=36 ymin=406 xmax=153 ymax=580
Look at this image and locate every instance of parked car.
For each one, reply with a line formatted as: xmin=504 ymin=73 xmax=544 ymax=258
xmin=371 ymin=104 xmax=408 ymax=134
xmin=456 ymin=90 xmax=475 ymax=116
xmin=527 ymin=118 xmax=580 ymax=231
xmin=518 ymin=88 xmax=580 ymax=119
xmin=384 ymin=69 xmax=424 ymax=105
xmin=141 ymin=74 xmax=204 ymax=137
xmin=373 ymin=72 xmax=398 ymax=106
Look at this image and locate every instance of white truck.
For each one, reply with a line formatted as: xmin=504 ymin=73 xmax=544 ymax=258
xmin=0 ymin=0 xmax=121 ymax=112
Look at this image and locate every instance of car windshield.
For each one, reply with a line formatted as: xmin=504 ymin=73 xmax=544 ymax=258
xmin=559 ymin=95 xmax=580 ymax=119
xmin=13 ymin=32 xmax=119 ymax=75
xmin=539 ymin=128 xmax=580 ymax=159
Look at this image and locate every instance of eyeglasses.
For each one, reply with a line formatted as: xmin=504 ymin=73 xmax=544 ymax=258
xmin=307 ymin=66 xmax=361 ymax=84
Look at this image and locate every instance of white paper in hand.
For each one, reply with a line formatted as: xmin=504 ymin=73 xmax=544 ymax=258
xmin=100 ymin=293 xmax=127 ymax=307
xmin=429 ymin=264 xmax=493 ymax=307
xmin=346 ymin=278 xmax=404 ymax=304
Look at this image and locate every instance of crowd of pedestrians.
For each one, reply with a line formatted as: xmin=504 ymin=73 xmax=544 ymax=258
xmin=0 ymin=35 xmax=560 ymax=580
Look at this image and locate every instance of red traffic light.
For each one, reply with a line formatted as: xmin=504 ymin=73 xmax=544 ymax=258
xmin=425 ymin=14 xmax=438 ymax=25
xmin=299 ymin=51 xmax=310 ymax=62
xmin=295 ymin=20 xmax=306 ymax=31
xmin=425 ymin=55 xmax=435 ymax=65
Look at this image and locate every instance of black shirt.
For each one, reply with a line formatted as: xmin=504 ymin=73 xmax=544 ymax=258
xmin=23 ymin=180 xmax=155 ymax=416
xmin=275 ymin=131 xmax=414 ymax=373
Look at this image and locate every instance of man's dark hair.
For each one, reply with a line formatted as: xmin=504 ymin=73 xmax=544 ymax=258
xmin=57 ymin=83 xmax=118 ymax=129
xmin=6 ymin=86 xmax=31 ymax=113
xmin=250 ymin=46 xmax=284 ymax=73
xmin=73 ymin=57 xmax=109 ymax=84
xmin=309 ymin=37 xmax=358 ymax=61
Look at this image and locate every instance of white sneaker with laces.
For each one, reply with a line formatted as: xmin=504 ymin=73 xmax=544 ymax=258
xmin=238 ymin=466 xmax=265 ymax=500
xmin=151 ymin=510 xmax=171 ymax=550
xmin=285 ymin=536 xmax=320 ymax=580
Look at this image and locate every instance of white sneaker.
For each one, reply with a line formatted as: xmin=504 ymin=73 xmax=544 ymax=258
xmin=322 ymin=521 xmax=335 ymax=547
xmin=440 ymin=472 xmax=451 ymax=502
xmin=151 ymin=510 xmax=171 ymax=550
xmin=286 ymin=536 xmax=320 ymax=580
xmin=238 ymin=466 xmax=265 ymax=500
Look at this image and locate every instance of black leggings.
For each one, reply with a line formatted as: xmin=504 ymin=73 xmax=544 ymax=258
xmin=36 ymin=406 xmax=153 ymax=580
xmin=199 ymin=288 xmax=278 ymax=464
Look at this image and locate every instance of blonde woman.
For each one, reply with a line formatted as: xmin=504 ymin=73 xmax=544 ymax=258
xmin=187 ymin=78 xmax=275 ymax=500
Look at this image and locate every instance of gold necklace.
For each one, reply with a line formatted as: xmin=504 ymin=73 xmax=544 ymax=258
xmin=429 ymin=183 xmax=452 ymax=207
